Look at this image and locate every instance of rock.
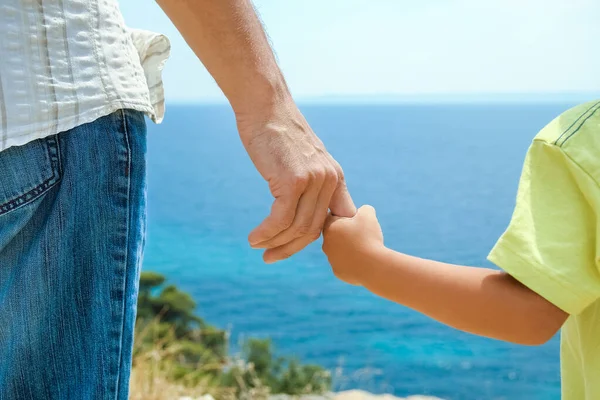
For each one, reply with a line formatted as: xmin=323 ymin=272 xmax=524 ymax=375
xmin=178 ymin=396 xmax=215 ymax=400
xmin=334 ymin=390 xmax=444 ymax=400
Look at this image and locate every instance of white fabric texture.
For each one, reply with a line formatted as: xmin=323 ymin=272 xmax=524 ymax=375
xmin=0 ymin=0 xmax=170 ymax=151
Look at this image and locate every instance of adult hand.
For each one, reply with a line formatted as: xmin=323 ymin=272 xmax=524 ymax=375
xmin=157 ymin=0 xmax=355 ymax=262
xmin=237 ymin=99 xmax=356 ymax=263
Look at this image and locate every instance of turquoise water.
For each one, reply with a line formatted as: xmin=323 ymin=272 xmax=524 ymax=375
xmin=144 ymin=103 xmax=574 ymax=400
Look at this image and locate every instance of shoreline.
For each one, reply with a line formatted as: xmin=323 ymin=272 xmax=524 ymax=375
xmin=268 ymin=391 xmax=444 ymax=400
xmin=182 ymin=391 xmax=445 ymax=400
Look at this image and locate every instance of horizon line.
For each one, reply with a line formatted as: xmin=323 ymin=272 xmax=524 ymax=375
xmin=165 ymin=91 xmax=600 ymax=105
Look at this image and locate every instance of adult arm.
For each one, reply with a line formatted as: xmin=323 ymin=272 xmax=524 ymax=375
xmin=156 ymin=0 xmax=356 ymax=262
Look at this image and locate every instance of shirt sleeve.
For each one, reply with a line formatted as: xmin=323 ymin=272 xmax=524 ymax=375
xmin=488 ymin=140 xmax=600 ymax=315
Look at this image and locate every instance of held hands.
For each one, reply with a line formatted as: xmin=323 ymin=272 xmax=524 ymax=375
xmin=322 ymin=205 xmax=384 ymax=285
xmin=238 ymin=100 xmax=356 ymax=263
xmin=237 ymin=96 xmax=381 ymax=272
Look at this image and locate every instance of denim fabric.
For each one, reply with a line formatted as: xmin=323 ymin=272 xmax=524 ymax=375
xmin=0 ymin=110 xmax=147 ymax=400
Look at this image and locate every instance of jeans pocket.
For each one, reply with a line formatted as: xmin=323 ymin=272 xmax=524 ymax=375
xmin=0 ymin=135 xmax=62 ymax=217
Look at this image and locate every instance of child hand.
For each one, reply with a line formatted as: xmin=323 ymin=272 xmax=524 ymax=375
xmin=322 ymin=205 xmax=384 ymax=285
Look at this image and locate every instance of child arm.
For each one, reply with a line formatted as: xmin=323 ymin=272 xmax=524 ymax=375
xmin=323 ymin=206 xmax=568 ymax=346
xmin=360 ymin=246 xmax=567 ymax=345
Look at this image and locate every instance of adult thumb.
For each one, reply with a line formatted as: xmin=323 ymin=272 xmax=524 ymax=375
xmin=329 ymin=181 xmax=357 ymax=218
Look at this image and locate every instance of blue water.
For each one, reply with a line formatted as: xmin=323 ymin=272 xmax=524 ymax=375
xmin=144 ymin=103 xmax=576 ymax=400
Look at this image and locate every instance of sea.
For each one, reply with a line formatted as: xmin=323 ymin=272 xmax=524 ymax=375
xmin=143 ymin=101 xmax=582 ymax=400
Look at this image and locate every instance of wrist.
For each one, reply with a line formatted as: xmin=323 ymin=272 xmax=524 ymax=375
xmin=353 ymin=242 xmax=387 ymax=286
xmin=230 ymin=73 xmax=293 ymax=124
xmin=234 ymin=89 xmax=306 ymax=149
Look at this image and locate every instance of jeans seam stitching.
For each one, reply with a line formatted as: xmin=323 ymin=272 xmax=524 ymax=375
xmin=113 ymin=108 xmax=132 ymax=400
xmin=0 ymin=135 xmax=62 ymax=217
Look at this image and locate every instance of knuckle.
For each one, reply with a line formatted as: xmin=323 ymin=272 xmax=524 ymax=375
xmin=296 ymin=223 xmax=312 ymax=236
xmin=331 ymin=159 xmax=343 ymax=174
xmin=278 ymin=214 xmax=294 ymax=230
xmin=313 ymin=167 xmax=327 ymax=182
xmin=325 ymin=167 xmax=339 ymax=187
xmin=331 ymin=162 xmax=346 ymax=183
xmin=267 ymin=221 xmax=289 ymax=236
xmin=291 ymin=173 xmax=309 ymax=189
xmin=337 ymin=168 xmax=346 ymax=184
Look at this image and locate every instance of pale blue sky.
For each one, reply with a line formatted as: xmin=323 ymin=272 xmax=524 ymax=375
xmin=119 ymin=0 xmax=600 ymax=102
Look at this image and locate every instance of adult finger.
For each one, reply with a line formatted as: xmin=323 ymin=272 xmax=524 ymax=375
xmin=329 ymin=179 xmax=356 ymax=217
xmin=307 ymin=168 xmax=338 ymax=236
xmin=263 ymin=234 xmax=314 ymax=263
xmin=261 ymin=174 xmax=337 ymax=261
xmin=327 ymin=161 xmax=356 ymax=217
xmin=252 ymin=177 xmax=323 ymax=249
xmin=248 ymin=193 xmax=300 ymax=246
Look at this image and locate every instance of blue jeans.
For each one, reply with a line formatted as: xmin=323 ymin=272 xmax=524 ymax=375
xmin=0 ymin=110 xmax=147 ymax=400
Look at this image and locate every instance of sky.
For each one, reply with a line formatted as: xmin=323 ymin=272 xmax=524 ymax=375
xmin=118 ymin=0 xmax=600 ymax=103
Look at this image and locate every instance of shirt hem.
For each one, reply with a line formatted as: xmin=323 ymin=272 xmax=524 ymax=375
xmin=1 ymin=101 xmax=157 ymax=151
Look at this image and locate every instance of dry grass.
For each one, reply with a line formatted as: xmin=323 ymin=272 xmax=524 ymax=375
xmin=129 ymin=318 xmax=270 ymax=400
xmin=129 ymin=316 xmax=215 ymax=400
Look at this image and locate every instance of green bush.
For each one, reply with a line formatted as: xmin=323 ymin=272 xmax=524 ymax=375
xmin=136 ymin=271 xmax=331 ymax=396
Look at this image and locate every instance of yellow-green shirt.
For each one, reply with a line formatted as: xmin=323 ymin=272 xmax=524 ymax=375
xmin=488 ymin=100 xmax=600 ymax=400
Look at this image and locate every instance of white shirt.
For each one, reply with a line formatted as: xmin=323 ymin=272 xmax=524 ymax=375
xmin=0 ymin=0 xmax=170 ymax=152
